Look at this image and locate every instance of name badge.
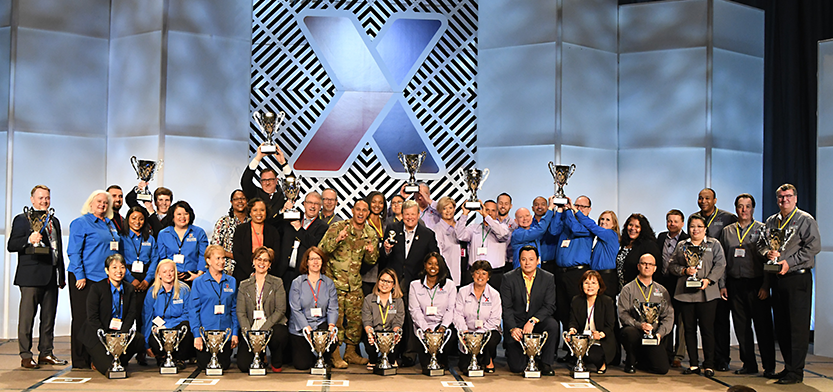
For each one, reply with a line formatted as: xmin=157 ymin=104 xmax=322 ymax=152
xmin=214 ymin=305 xmax=225 ymax=314
xmin=173 ymin=254 xmax=185 ymax=264
xmin=426 ymin=306 xmax=438 ymax=315
xmin=561 ymin=239 xmax=571 ymax=248
xmin=311 ymin=307 xmax=323 ymax=317
xmin=109 ymin=318 xmax=123 ymax=330
xmin=293 ymin=240 xmax=300 ymax=249
xmin=131 ymin=260 xmax=144 ymax=273
xmin=477 ymin=247 xmax=487 ymax=256
xmin=253 ymin=310 xmax=265 ymax=320
xmin=173 ymin=298 xmax=183 ymax=304
xmin=583 ymin=329 xmax=592 ymax=336
xmin=734 ymin=248 xmax=746 ymax=258
xmin=388 ymin=309 xmax=397 ymax=314
xmin=152 ymin=316 xmax=165 ymax=328
xmin=110 ymin=241 xmax=119 ymax=251
xmin=461 ymin=248 xmax=466 ymax=258
xmin=475 ymin=320 xmax=484 ymax=328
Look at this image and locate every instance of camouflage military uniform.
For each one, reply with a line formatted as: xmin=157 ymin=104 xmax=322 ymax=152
xmin=319 ymin=220 xmax=379 ymax=345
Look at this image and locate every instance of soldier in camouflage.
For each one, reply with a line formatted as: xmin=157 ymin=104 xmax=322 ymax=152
xmin=319 ymin=199 xmax=379 ymax=368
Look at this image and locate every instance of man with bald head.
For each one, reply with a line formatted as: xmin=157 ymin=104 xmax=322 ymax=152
xmin=509 ymin=200 xmax=554 ymax=268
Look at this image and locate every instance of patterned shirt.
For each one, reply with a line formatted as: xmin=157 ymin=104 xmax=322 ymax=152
xmin=210 ymin=214 xmax=248 ymax=275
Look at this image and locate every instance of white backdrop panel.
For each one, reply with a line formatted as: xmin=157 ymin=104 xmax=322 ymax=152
xmin=561 ymin=43 xmax=617 ymax=149
xmin=819 ymin=40 xmax=833 ymax=147
xmin=0 ymin=234 xmax=6 ymax=337
xmin=479 ymin=43 xmax=556 ymax=148
xmin=712 ymin=48 xmax=764 ymax=152
xmin=0 ymin=0 xmax=9 ymax=26
xmin=168 ymin=0 xmax=251 ymax=40
xmin=816 ymin=146 xmax=833 ymax=249
xmin=560 ymin=145 xmax=617 ymax=216
xmin=0 ymin=27 xmax=9 ymax=128
xmin=710 ymin=148 xmax=763 ymax=222
xmin=18 ymin=0 xmax=109 ymax=38
xmin=562 ymin=0 xmax=617 ymax=52
xmin=0 ymin=131 xmax=5 ymax=229
xmin=478 ymin=0 xmax=558 ymax=50
xmin=110 ymin=0 xmax=163 ymax=39
xmin=619 ymin=0 xmax=708 ymax=54
xmin=107 ymin=135 xmax=161 ymax=188
xmin=713 ymin=0 xmax=764 ymax=58
xmin=108 ymin=32 xmax=163 ymax=137
xmin=814 ymin=252 xmax=833 ymax=357
xmin=479 ymin=144 xmax=555 ymax=219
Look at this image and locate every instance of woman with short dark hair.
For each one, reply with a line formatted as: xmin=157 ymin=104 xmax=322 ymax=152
xmin=453 ymin=260 xmax=501 ymax=372
xmin=566 ymin=270 xmax=617 ymax=374
xmin=157 ymin=201 xmax=208 ymax=283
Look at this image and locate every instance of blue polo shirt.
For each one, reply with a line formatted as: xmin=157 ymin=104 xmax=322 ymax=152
xmin=157 ymin=225 xmax=208 ymax=273
xmin=67 ymin=213 xmax=121 ymax=282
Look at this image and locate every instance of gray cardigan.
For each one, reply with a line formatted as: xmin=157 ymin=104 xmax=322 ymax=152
xmin=237 ymin=274 xmax=288 ymax=332
xmin=362 ymin=294 xmax=405 ymax=331
xmin=670 ymin=237 xmax=725 ymax=303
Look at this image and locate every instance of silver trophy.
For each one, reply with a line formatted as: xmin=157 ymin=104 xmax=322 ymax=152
xmin=303 ymin=327 xmax=338 ymax=375
xmin=684 ymin=243 xmax=706 ymax=288
xmin=633 ymin=300 xmax=665 ymax=345
xmin=151 ymin=325 xmax=188 ymax=374
xmin=23 ymin=206 xmax=54 ymax=255
xmin=548 ymin=162 xmax=576 ymax=205
xmin=461 ymin=168 xmax=490 ymax=210
xmin=385 ymin=230 xmax=398 ymax=245
xmin=562 ymin=331 xmax=596 ymax=379
xmin=520 ymin=332 xmax=548 ymax=378
xmin=200 ymin=327 xmax=231 ymax=376
xmin=130 ymin=156 xmax=163 ymax=202
xmin=242 ymin=329 xmax=272 ymax=376
xmin=459 ymin=330 xmax=491 ymax=377
xmin=282 ymin=174 xmax=301 ymax=220
xmin=416 ymin=328 xmax=452 ymax=376
xmin=398 ymin=152 xmax=426 ymax=193
xmin=97 ymin=329 xmax=136 ymax=379
xmin=759 ymin=226 xmax=796 ymax=273
xmin=253 ymin=110 xmax=285 ymax=154
xmin=371 ymin=330 xmax=402 ymax=376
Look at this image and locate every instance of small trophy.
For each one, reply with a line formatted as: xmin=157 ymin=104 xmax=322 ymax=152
xmin=385 ymin=230 xmax=398 ymax=245
xmin=242 ymin=330 xmax=272 ymax=376
xmin=130 ymin=156 xmax=163 ymax=202
xmin=97 ymin=329 xmax=136 ymax=379
xmin=23 ymin=206 xmax=54 ymax=255
xmin=151 ymin=325 xmax=188 ymax=374
xmin=416 ymin=328 xmax=452 ymax=376
xmin=303 ymin=327 xmax=338 ymax=375
xmin=520 ymin=332 xmax=548 ymax=378
xmin=633 ymin=300 xmax=665 ymax=345
xmin=282 ymin=174 xmax=301 ymax=220
xmin=372 ymin=330 xmax=402 ymax=376
xmin=253 ymin=110 xmax=285 ymax=154
xmin=759 ymin=227 xmax=796 ymax=273
xmin=459 ymin=330 xmax=491 ymax=377
xmin=684 ymin=243 xmax=706 ymax=288
xmin=200 ymin=327 xmax=231 ymax=376
xmin=548 ymin=162 xmax=576 ymax=206
xmin=562 ymin=332 xmax=596 ymax=379
xmin=461 ymin=168 xmax=490 ymax=210
xmin=398 ymin=152 xmax=426 ymax=194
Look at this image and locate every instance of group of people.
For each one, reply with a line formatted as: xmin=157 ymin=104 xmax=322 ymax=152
xmin=9 ymin=144 xmax=820 ymax=386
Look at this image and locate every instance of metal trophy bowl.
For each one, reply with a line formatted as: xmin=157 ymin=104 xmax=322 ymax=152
xmin=398 ymin=152 xmax=426 ymax=193
xmin=759 ymin=226 xmax=796 ymax=273
xmin=130 ymin=156 xmax=163 ymax=202
xmin=461 ymin=168 xmax=490 ymax=210
xmin=372 ymin=330 xmax=402 ymax=376
xmin=97 ymin=329 xmax=136 ymax=379
xmin=416 ymin=328 xmax=452 ymax=376
xmin=684 ymin=243 xmax=706 ymax=288
xmin=200 ymin=327 xmax=231 ymax=376
xmin=282 ymin=174 xmax=301 ymax=220
xmin=242 ymin=330 xmax=272 ymax=376
xmin=562 ymin=331 xmax=596 ymax=379
xmin=23 ymin=206 xmax=53 ymax=254
xmin=548 ymin=162 xmax=576 ymax=205
xmin=520 ymin=331 xmax=548 ymax=378
xmin=459 ymin=330 xmax=491 ymax=377
xmin=634 ymin=300 xmax=664 ymax=345
xmin=151 ymin=325 xmax=188 ymax=374
xmin=253 ymin=110 xmax=285 ymax=154
xmin=303 ymin=327 xmax=338 ymax=375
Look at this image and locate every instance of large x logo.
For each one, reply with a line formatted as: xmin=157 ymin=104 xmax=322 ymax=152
xmin=293 ymin=11 xmax=447 ymax=178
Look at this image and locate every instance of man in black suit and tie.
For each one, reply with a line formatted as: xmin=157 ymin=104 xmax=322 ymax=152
xmin=501 ymin=245 xmax=558 ymax=375
xmin=381 ymin=200 xmax=439 ymax=289
xmin=655 ymin=209 xmax=689 ymax=367
xmin=7 ymin=185 xmax=67 ymax=369
xmin=276 ymin=192 xmax=329 ymax=290
xmin=241 ymin=144 xmax=290 ymax=226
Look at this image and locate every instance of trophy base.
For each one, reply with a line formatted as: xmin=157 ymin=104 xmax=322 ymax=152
xmin=685 ymin=280 xmax=703 ymax=288
xmin=25 ymin=246 xmax=50 ymax=255
xmin=424 ymin=368 xmax=444 ymax=376
xmin=467 ymin=369 xmax=484 ymax=377
xmin=374 ymin=367 xmax=397 ymax=376
xmin=205 ymin=368 xmax=223 ymax=376
xmin=249 ymin=368 xmax=266 ymax=376
xmin=464 ymin=201 xmax=482 ymax=210
xmin=571 ymin=370 xmax=590 ymax=379
xmin=283 ymin=211 xmax=301 ymax=220
xmin=764 ymin=263 xmax=782 ymax=273
xmin=524 ymin=370 xmax=541 ymax=378
xmin=107 ymin=370 xmax=126 ymax=379
xmin=261 ymin=145 xmax=277 ymax=154
xmin=159 ymin=366 xmax=178 ymax=374
xmin=404 ymin=185 xmax=420 ymax=194
xmin=641 ymin=338 xmax=659 ymax=346
xmin=311 ymin=367 xmax=328 ymax=375
xmin=136 ymin=194 xmax=152 ymax=202
xmin=552 ymin=197 xmax=568 ymax=206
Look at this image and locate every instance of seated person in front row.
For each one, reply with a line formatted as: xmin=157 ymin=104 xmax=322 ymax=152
xmin=566 ymin=270 xmax=617 ymax=374
xmin=143 ymin=259 xmax=193 ymax=369
xmin=190 ymin=245 xmax=239 ymax=370
xmin=500 ymin=245 xmax=558 ymax=376
xmin=288 ymin=247 xmax=339 ymax=370
xmin=409 ymin=252 xmax=458 ymax=371
xmin=453 ymin=260 xmax=502 ymax=373
xmin=362 ymin=268 xmax=406 ymax=370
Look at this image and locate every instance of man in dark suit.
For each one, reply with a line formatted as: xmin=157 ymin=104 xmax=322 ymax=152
xmin=655 ymin=209 xmax=690 ymax=368
xmin=7 ymin=185 xmax=67 ymax=369
xmin=501 ymin=245 xmax=558 ymax=375
xmin=241 ymin=144 xmax=290 ymax=226
xmin=381 ymin=200 xmax=439 ymax=288
xmin=276 ymin=192 xmax=328 ymax=290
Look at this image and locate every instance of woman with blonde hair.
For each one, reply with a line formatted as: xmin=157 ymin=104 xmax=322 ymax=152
xmin=142 ymin=259 xmax=193 ymax=369
xmin=434 ymin=197 xmax=464 ymax=285
xmin=575 ymin=209 xmax=620 ymax=298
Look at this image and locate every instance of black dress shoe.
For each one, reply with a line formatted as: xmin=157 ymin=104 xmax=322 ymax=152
xmin=624 ymin=365 xmax=636 ymax=374
xmin=597 ymin=367 xmax=607 ymax=374
xmin=715 ymin=363 xmax=730 ymax=372
xmin=775 ymin=376 xmax=802 ymax=385
xmin=762 ymin=369 xmax=777 ymax=378
xmin=734 ymin=367 xmax=758 ymax=375
xmin=556 ymin=355 xmax=568 ymax=363
xmin=682 ymin=367 xmax=700 ymax=375
xmin=765 ymin=369 xmax=786 ymax=379
xmin=38 ymin=354 xmax=68 ymax=365
xmin=704 ymin=368 xmax=715 ymax=377
xmin=540 ymin=364 xmax=555 ymax=376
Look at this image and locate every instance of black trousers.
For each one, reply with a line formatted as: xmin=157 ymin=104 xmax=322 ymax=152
xmin=290 ymin=323 xmax=334 ymax=370
xmin=237 ymin=324 xmax=290 ymax=372
xmin=554 ymin=267 xmax=585 ymax=325
xmin=619 ymin=325 xmax=670 ymax=374
xmin=679 ymin=299 xmax=717 ymax=369
xmin=129 ymin=272 xmax=149 ymax=331
xmin=147 ymin=322 xmax=195 ymax=361
xmin=727 ymin=277 xmax=776 ymax=372
xmin=504 ymin=317 xmax=559 ymax=373
xmin=195 ymin=337 xmax=233 ymax=370
xmin=714 ymin=297 xmax=731 ymax=367
xmin=86 ymin=332 xmax=144 ymax=376
xmin=18 ymin=283 xmax=59 ymax=359
xmin=771 ymin=272 xmax=812 ymax=380
xmin=69 ymin=273 xmax=96 ymax=368
xmin=597 ymin=269 xmax=618 ymax=299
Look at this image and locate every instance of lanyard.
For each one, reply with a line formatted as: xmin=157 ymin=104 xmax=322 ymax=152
xmin=636 ymin=279 xmax=653 ymax=302
xmin=476 ymin=292 xmax=484 ymax=320
xmin=322 ymin=213 xmax=335 ymax=225
xmin=779 ymin=208 xmax=797 ymax=230
xmin=378 ymin=299 xmax=390 ymax=326
xmin=210 ymin=278 xmax=224 ymax=306
xmin=102 ymin=219 xmax=117 ymax=242
xmin=736 ymin=222 xmax=756 ymax=244
xmin=129 ymin=231 xmax=144 ymax=261
xmin=163 ymin=289 xmax=173 ymax=316
xmin=368 ymin=217 xmax=382 ymax=238
xmin=307 ymin=279 xmax=322 ymax=307
xmin=586 ymin=303 xmax=595 ymax=329
xmin=303 ymin=216 xmax=316 ymax=230
xmin=705 ymin=209 xmax=718 ymax=229
xmin=480 ymin=221 xmax=491 ymax=245
xmin=174 ymin=226 xmax=191 ymax=254
xmin=256 ymin=281 xmax=266 ymax=309
xmin=524 ymin=275 xmax=534 ymax=312
xmin=251 ymin=224 xmax=264 ymax=248
xmin=113 ymin=288 xmax=123 ymax=320
xmin=427 ymin=283 xmax=439 ymax=306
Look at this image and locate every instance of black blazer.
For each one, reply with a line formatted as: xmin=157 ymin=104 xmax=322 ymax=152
xmin=7 ymin=213 xmax=66 ymax=287
xmin=241 ymin=166 xmax=287 ymax=226
xmin=82 ymin=279 xmax=137 ymax=349
xmin=500 ymin=267 xmax=556 ymax=332
xmin=655 ymin=231 xmax=689 ymax=285
xmin=568 ymin=294 xmax=617 ymax=364
xmin=380 ymin=221 xmax=439 ymax=286
xmin=275 ymin=216 xmax=328 ymax=278
xmin=620 ymin=240 xmax=661 ymax=286
xmin=232 ymin=221 xmax=282 ymax=283
xmin=656 ymin=231 xmax=690 ymax=256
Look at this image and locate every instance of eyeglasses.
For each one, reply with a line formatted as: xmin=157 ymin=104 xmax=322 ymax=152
xmin=391 ymin=201 xmax=404 ymax=205
xmin=322 ymin=197 xmax=336 ymax=202
xmin=261 ymin=178 xmax=277 ymax=183
xmin=379 ymin=279 xmax=394 ymax=285
xmin=638 ymin=262 xmax=656 ymax=267
xmin=777 ymin=194 xmax=795 ymax=200
xmin=232 ymin=197 xmax=247 ymax=202
xmin=255 ymin=257 xmax=271 ymax=263
xmin=575 ymin=204 xmax=590 ymax=209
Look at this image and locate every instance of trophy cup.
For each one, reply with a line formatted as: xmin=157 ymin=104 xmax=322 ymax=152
xmin=23 ymin=206 xmax=54 ymax=254
xmin=97 ymin=329 xmax=136 ymax=379
xmin=200 ymin=327 xmax=231 ymax=376
xmin=458 ymin=330 xmax=491 ymax=377
xmin=385 ymin=230 xmax=398 ymax=245
xmin=303 ymin=327 xmax=338 ymax=375
xmin=151 ymin=325 xmax=188 ymax=374
xmin=633 ymin=300 xmax=665 ymax=346
xmin=461 ymin=168 xmax=490 ymax=210
xmin=548 ymin=162 xmax=576 ymax=206
xmin=253 ymin=110 xmax=285 ymax=154
xmin=684 ymin=243 xmax=706 ymax=288
xmin=130 ymin=156 xmax=163 ymax=202
xmin=520 ymin=332 xmax=548 ymax=378
xmin=281 ymin=174 xmax=301 ymax=220
xmin=242 ymin=329 xmax=272 ymax=376
xmin=416 ymin=328 xmax=452 ymax=376
xmin=759 ymin=227 xmax=797 ymax=273
xmin=372 ymin=330 xmax=402 ymax=376
xmin=562 ymin=332 xmax=596 ymax=379
xmin=398 ymin=152 xmax=426 ymax=193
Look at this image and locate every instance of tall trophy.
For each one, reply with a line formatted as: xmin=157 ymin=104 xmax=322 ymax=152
xmin=151 ymin=325 xmax=188 ymax=374
xmin=459 ymin=330 xmax=491 ymax=377
xmin=548 ymin=162 xmax=576 ymax=206
xmin=97 ymin=329 xmax=136 ymax=379
xmin=281 ymin=174 xmax=301 ymax=220
xmin=684 ymin=243 xmax=706 ymax=288
xmin=371 ymin=330 xmax=402 ymax=376
xmin=520 ymin=332 xmax=548 ymax=378
xmin=130 ymin=156 xmax=163 ymax=202
xmin=242 ymin=329 xmax=272 ymax=376
xmin=416 ymin=328 xmax=452 ymax=376
xmin=22 ymin=206 xmax=54 ymax=255
xmin=759 ymin=226 xmax=796 ymax=273
xmin=562 ymin=332 xmax=596 ymax=379
xmin=303 ymin=327 xmax=338 ymax=375
xmin=253 ymin=110 xmax=285 ymax=154
xmin=461 ymin=168 xmax=490 ymax=210
xmin=398 ymin=152 xmax=426 ymax=193
xmin=200 ymin=327 xmax=231 ymax=376
xmin=633 ymin=300 xmax=665 ymax=346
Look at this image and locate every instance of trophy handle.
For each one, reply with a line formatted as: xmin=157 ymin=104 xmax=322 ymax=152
xmin=174 ymin=324 xmax=188 ymax=351
xmin=479 ymin=168 xmax=490 ymax=190
xmin=264 ymin=329 xmax=273 ymax=347
xmin=199 ymin=326 xmax=206 ymax=342
xmin=561 ymin=332 xmax=575 ymax=356
xmin=417 ymin=151 xmax=426 ymax=168
xmin=547 ymin=161 xmax=556 ymax=178
xmin=302 ymin=327 xmax=316 ymax=353
xmin=394 ymin=329 xmax=402 ymax=346
xmin=415 ymin=328 xmax=429 ymax=354
xmin=126 ymin=329 xmax=136 ymax=348
xmin=151 ymin=326 xmax=164 ymax=352
xmin=242 ymin=329 xmax=253 ymax=353
xmin=633 ymin=299 xmax=644 ymax=319
xmin=369 ymin=330 xmax=377 ymax=347
xmin=540 ymin=331 xmax=548 ymax=348
xmin=327 ymin=326 xmax=339 ymax=351
xmin=97 ymin=329 xmax=111 ymax=356
xmin=130 ymin=156 xmax=140 ymax=175
xmin=438 ymin=328 xmax=452 ymax=354
xmin=253 ymin=111 xmax=262 ymax=128
xmin=220 ymin=328 xmax=232 ymax=353
xmin=457 ymin=331 xmax=468 ymax=355
xmin=479 ymin=330 xmax=491 ymax=355
xmin=568 ymin=163 xmax=576 ymax=178
xmin=397 ymin=152 xmax=406 ymax=168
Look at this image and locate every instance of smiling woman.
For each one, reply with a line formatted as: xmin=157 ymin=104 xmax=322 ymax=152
xmin=232 ymin=198 xmax=281 ymax=285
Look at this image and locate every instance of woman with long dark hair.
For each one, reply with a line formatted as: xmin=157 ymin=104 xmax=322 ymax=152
xmin=616 ymin=213 xmax=660 ymax=292
xmin=409 ymin=252 xmax=458 ymax=371
xmin=210 ymin=189 xmax=248 ymax=275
